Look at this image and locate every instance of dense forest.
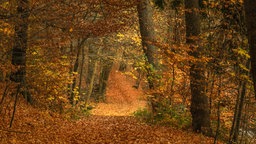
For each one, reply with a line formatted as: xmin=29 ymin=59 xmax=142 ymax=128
xmin=0 ymin=0 xmax=256 ymax=143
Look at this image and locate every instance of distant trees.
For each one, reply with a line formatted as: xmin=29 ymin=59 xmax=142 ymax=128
xmin=0 ymin=0 xmax=137 ymax=108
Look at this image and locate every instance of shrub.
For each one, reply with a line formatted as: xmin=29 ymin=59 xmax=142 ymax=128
xmin=134 ymin=104 xmax=191 ymax=129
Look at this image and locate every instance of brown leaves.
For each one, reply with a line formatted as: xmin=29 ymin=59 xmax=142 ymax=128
xmin=0 ymin=70 xmax=218 ymax=144
xmin=0 ymin=114 xmax=216 ymax=144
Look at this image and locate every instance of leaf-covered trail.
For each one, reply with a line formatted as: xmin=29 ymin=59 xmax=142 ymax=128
xmin=91 ymin=70 xmax=147 ymax=116
xmin=1 ymin=70 xmax=218 ymax=143
xmin=56 ymin=116 xmax=216 ymax=144
xmin=82 ymin=70 xmax=215 ymax=144
xmin=1 ymin=114 xmax=216 ymax=144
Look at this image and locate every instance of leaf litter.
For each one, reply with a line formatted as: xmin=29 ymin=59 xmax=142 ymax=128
xmin=0 ymin=70 xmax=219 ymax=143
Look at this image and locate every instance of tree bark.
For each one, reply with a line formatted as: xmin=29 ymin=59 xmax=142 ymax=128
xmin=184 ymin=0 xmax=211 ymax=134
xmin=70 ymin=39 xmax=86 ymax=105
xmin=97 ymin=37 xmax=114 ymax=102
xmin=78 ymin=45 xmax=85 ymax=96
xmin=244 ymin=0 xmax=256 ymax=99
xmin=86 ymin=42 xmax=97 ymax=86
xmin=11 ymin=0 xmax=28 ymax=82
xmin=137 ymin=0 xmax=158 ymax=89
xmin=11 ymin=0 xmax=32 ymax=103
xmin=85 ymin=44 xmax=101 ymax=105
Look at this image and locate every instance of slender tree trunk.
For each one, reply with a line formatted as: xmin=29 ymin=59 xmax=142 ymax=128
xmin=244 ymin=0 xmax=256 ymax=99
xmin=70 ymin=39 xmax=86 ymax=105
xmin=137 ymin=0 xmax=158 ymax=89
xmin=232 ymin=80 xmax=246 ymax=143
xmin=118 ymin=51 xmax=127 ymax=72
xmin=214 ymin=101 xmax=221 ymax=144
xmin=98 ymin=62 xmax=113 ymax=102
xmin=78 ymin=45 xmax=85 ymax=98
xmin=229 ymin=61 xmax=249 ymax=143
xmin=184 ymin=0 xmax=211 ymax=135
xmin=10 ymin=0 xmax=32 ymax=103
xmin=85 ymin=59 xmax=98 ymax=106
xmin=133 ymin=68 xmax=144 ymax=89
xmin=85 ymin=44 xmax=101 ymax=106
xmin=229 ymin=80 xmax=247 ymax=144
xmin=97 ymin=37 xmax=114 ymax=102
xmin=86 ymin=42 xmax=96 ymax=86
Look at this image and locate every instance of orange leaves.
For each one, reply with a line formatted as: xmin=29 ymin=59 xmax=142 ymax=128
xmin=0 ymin=110 xmax=219 ymax=143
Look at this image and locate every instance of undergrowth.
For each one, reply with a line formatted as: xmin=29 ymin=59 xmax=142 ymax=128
xmin=134 ymin=104 xmax=191 ymax=129
xmin=64 ymin=104 xmax=93 ymax=120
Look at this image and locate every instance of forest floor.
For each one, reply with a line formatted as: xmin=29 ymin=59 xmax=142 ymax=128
xmin=0 ymin=70 xmax=218 ymax=144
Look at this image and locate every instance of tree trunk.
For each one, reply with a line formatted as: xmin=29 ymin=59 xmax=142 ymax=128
xmin=85 ymin=44 xmax=101 ymax=106
xmin=118 ymin=51 xmax=127 ymax=72
xmin=244 ymin=0 xmax=256 ymax=99
xmin=184 ymin=0 xmax=211 ymax=135
xmin=229 ymin=61 xmax=249 ymax=143
xmin=78 ymin=45 xmax=85 ymax=96
xmin=10 ymin=0 xmax=32 ymax=103
xmin=98 ymin=62 xmax=113 ymax=102
xmin=232 ymin=80 xmax=246 ymax=143
xmin=69 ymin=39 xmax=86 ymax=105
xmin=86 ymin=42 xmax=97 ymax=86
xmin=97 ymin=37 xmax=114 ymax=102
xmin=137 ymin=0 xmax=158 ymax=89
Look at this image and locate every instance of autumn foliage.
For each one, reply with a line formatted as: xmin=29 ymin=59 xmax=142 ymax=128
xmin=0 ymin=0 xmax=256 ymax=143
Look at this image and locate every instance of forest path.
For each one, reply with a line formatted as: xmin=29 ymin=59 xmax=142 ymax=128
xmin=1 ymin=70 xmax=217 ymax=143
xmin=59 ymin=115 xmax=215 ymax=144
xmin=91 ymin=70 xmax=147 ymax=116
xmin=2 ymin=115 xmax=216 ymax=143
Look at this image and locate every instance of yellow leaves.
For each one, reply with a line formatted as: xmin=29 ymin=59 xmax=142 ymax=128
xmin=116 ymin=31 xmax=141 ymax=47
xmin=60 ymin=56 xmax=69 ymax=66
xmin=72 ymin=71 xmax=78 ymax=75
xmin=45 ymin=69 xmax=53 ymax=76
xmin=117 ymin=33 xmax=125 ymax=38
xmin=61 ymin=55 xmax=68 ymax=59
xmin=238 ymin=64 xmax=249 ymax=72
xmin=1 ymin=1 xmax=10 ymax=9
xmin=232 ymin=48 xmax=250 ymax=59
xmin=32 ymin=51 xmax=37 ymax=55
xmin=131 ymin=35 xmax=142 ymax=46
xmin=124 ymin=71 xmax=138 ymax=80
xmin=26 ymin=46 xmax=72 ymax=106
xmin=47 ymin=96 xmax=55 ymax=101
xmin=59 ymin=96 xmax=68 ymax=103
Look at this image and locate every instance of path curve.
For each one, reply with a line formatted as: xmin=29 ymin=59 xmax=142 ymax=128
xmin=92 ymin=70 xmax=147 ymax=116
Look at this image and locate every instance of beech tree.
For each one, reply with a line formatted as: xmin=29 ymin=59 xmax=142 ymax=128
xmin=137 ymin=0 xmax=158 ymax=90
xmin=244 ymin=0 xmax=256 ymax=99
xmin=184 ymin=0 xmax=211 ymax=134
xmin=10 ymin=0 xmax=32 ymax=103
